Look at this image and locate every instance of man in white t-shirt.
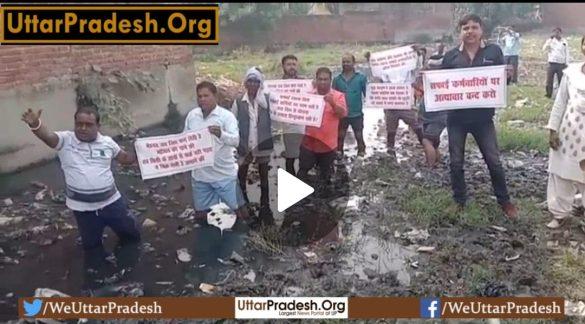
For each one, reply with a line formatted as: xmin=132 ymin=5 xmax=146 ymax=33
xmin=21 ymin=106 xmax=140 ymax=255
xmin=543 ymin=27 xmax=571 ymax=98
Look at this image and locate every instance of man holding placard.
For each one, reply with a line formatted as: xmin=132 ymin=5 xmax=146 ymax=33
xmin=333 ymin=53 xmax=368 ymax=158
xmin=232 ymin=67 xmax=274 ymax=225
xmin=440 ymin=14 xmax=518 ymax=218
xmin=184 ymin=81 xmax=249 ymax=221
xmin=280 ymin=54 xmax=306 ymax=176
xmin=298 ymin=67 xmax=347 ymax=194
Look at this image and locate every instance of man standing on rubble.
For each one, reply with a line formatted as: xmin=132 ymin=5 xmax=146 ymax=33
xmin=280 ymin=54 xmax=306 ymax=175
xmin=20 ymin=106 xmax=141 ymax=263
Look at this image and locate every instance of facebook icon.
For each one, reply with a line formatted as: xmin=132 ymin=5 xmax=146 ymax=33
xmin=420 ymin=298 xmax=441 ymax=318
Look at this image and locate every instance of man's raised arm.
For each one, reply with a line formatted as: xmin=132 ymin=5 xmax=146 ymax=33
xmin=21 ymin=108 xmax=59 ymax=149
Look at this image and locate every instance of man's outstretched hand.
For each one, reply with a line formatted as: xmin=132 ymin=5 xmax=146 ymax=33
xmin=22 ymin=108 xmax=42 ymax=128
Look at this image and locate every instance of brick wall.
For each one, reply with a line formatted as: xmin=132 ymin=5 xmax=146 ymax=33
xmin=0 ymin=45 xmax=193 ymax=90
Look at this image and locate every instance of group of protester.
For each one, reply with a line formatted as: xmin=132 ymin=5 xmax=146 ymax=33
xmin=19 ymin=14 xmax=585 ymax=272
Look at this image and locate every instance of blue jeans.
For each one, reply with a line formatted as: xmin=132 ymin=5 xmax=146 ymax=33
xmin=448 ymin=120 xmax=510 ymax=206
xmin=73 ymin=197 xmax=141 ymax=251
xmin=191 ymin=177 xmax=246 ymax=212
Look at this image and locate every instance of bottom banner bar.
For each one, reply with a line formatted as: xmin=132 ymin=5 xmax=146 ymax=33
xmin=18 ymin=296 xmax=565 ymax=319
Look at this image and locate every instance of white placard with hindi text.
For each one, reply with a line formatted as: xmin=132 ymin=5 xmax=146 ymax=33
xmin=269 ymin=92 xmax=325 ymax=127
xmin=423 ymin=65 xmax=507 ymax=112
xmin=369 ymin=45 xmax=418 ymax=79
xmin=135 ymin=130 xmax=215 ymax=180
xmin=264 ymin=79 xmax=314 ymax=94
xmin=365 ymin=83 xmax=413 ymax=110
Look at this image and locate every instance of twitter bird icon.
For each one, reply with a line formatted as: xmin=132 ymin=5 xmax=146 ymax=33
xmin=24 ymin=299 xmax=43 ymax=316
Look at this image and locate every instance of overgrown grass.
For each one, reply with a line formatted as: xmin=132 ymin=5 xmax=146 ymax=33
xmin=399 ymin=185 xmax=547 ymax=228
xmin=549 ymin=249 xmax=585 ymax=300
xmin=196 ymin=43 xmax=391 ymax=82
xmin=398 ymin=186 xmax=500 ymax=227
xmin=466 ymin=264 xmax=496 ymax=295
xmin=499 ymin=85 xmax=552 ymax=125
xmin=496 ymin=124 xmax=548 ymax=154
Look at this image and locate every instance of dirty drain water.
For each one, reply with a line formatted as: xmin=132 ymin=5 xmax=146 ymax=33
xmin=341 ymin=219 xmax=415 ymax=286
xmin=0 ymin=107 xmax=418 ymax=319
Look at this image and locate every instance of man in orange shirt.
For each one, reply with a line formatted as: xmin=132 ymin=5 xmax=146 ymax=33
xmin=298 ymin=67 xmax=348 ymax=195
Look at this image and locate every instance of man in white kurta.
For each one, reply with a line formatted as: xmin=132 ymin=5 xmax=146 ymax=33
xmin=546 ymin=59 xmax=585 ymax=229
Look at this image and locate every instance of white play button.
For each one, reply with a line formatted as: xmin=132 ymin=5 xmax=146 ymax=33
xmin=277 ymin=168 xmax=314 ymax=212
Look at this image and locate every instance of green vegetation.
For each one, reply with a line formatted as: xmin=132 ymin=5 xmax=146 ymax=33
xmin=496 ymin=125 xmax=548 ymax=154
xmin=398 ymin=186 xmax=499 ymax=227
xmin=549 ymin=249 xmax=585 ymax=300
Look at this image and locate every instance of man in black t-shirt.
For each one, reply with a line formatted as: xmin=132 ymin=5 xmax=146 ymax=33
xmin=441 ymin=14 xmax=518 ymax=219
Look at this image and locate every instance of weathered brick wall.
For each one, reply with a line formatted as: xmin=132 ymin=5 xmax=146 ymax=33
xmin=0 ymin=45 xmax=193 ymax=90
xmin=0 ymin=45 xmax=196 ymax=173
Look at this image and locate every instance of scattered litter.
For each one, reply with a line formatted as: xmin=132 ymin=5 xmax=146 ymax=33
xmin=0 ymin=256 xmax=19 ymax=265
xmin=178 ymin=208 xmax=195 ymax=219
xmin=142 ymin=219 xmax=157 ymax=228
xmin=505 ymin=254 xmax=520 ymax=262
xmin=346 ymin=195 xmax=365 ymax=211
xmin=217 ymin=258 xmax=233 ymax=266
xmin=176 ymin=225 xmax=191 ymax=236
xmin=507 ymin=120 xmax=525 ymax=128
xmin=410 ymin=261 xmax=419 ymax=268
xmin=374 ymin=179 xmax=391 ymax=186
xmin=35 ymin=288 xmax=70 ymax=298
xmin=35 ymin=188 xmax=48 ymax=201
xmin=402 ymin=229 xmax=430 ymax=243
xmin=39 ymin=238 xmax=55 ymax=247
xmin=155 ymin=282 xmax=173 ymax=286
xmin=177 ymin=248 xmax=192 ymax=263
xmin=243 ymin=270 xmax=256 ymax=283
xmin=490 ymin=225 xmax=507 ymax=232
xmin=546 ymin=241 xmax=559 ymax=248
xmin=303 ymin=251 xmax=317 ymax=259
xmin=31 ymin=181 xmax=48 ymax=189
xmin=3 ymin=198 xmax=13 ymax=206
xmin=6 ymin=293 xmax=13 ymax=298
xmin=416 ymin=246 xmax=436 ymax=253
xmin=371 ymin=253 xmax=379 ymax=260
xmin=507 ymin=159 xmax=525 ymax=169
xmin=230 ymin=251 xmax=246 ymax=265
xmin=0 ymin=216 xmax=24 ymax=226
xmin=414 ymin=172 xmax=423 ymax=179
xmin=514 ymin=98 xmax=528 ymax=108
xmin=31 ymin=225 xmax=50 ymax=235
xmin=207 ymin=203 xmax=236 ymax=235
xmin=199 ymin=283 xmax=215 ymax=294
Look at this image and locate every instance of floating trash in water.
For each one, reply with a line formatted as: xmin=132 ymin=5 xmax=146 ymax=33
xmin=142 ymin=218 xmax=157 ymax=228
xmin=177 ymin=248 xmax=192 ymax=263
xmin=35 ymin=188 xmax=48 ymax=201
xmin=207 ymin=203 xmax=237 ymax=235
xmin=243 ymin=270 xmax=256 ymax=283
xmin=199 ymin=283 xmax=215 ymax=294
xmin=416 ymin=246 xmax=435 ymax=253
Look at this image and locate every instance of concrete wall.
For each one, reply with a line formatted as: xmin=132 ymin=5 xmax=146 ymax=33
xmin=0 ymin=45 xmax=196 ymax=174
